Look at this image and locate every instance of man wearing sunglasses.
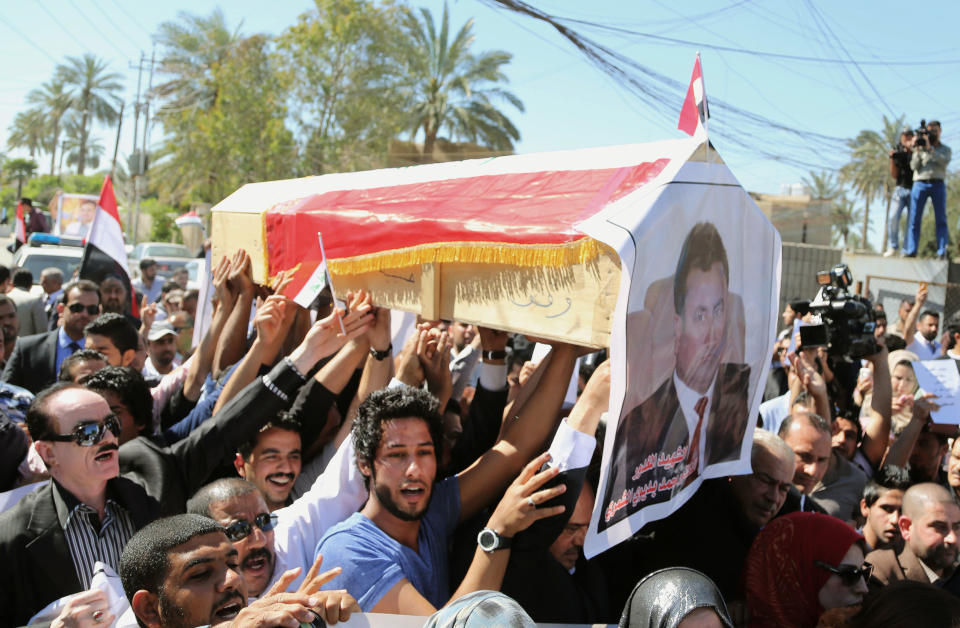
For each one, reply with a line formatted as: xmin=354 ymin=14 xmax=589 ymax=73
xmin=2 ymin=279 xmax=101 ymax=394
xmin=0 ymin=384 xmax=161 ymax=626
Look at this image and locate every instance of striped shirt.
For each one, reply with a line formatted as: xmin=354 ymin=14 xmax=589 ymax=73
xmin=53 ymin=482 xmax=136 ymax=589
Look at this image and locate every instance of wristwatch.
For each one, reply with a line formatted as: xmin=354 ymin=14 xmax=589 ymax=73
xmin=370 ymin=344 xmax=392 ymax=361
xmin=482 ymin=349 xmax=507 ymax=361
xmin=477 ymin=527 xmax=512 ymax=553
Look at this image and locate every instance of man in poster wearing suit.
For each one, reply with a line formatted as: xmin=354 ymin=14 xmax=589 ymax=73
xmin=600 ymin=222 xmax=750 ymax=530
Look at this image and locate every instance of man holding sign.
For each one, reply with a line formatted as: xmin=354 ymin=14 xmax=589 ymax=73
xmin=601 ymin=222 xmax=750 ymax=528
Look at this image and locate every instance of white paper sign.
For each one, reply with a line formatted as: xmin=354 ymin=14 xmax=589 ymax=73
xmin=912 ymin=359 xmax=960 ymax=424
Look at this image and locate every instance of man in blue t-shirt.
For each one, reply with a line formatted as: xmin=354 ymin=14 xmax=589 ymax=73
xmin=316 ymin=343 xmax=595 ymax=615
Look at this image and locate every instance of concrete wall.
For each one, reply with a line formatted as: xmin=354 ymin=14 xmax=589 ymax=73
xmin=841 ymin=252 xmax=949 ymax=317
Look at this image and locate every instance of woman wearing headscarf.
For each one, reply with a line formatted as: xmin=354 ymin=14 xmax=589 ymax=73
xmin=619 ymin=566 xmax=734 ymax=628
xmin=744 ymin=512 xmax=869 ymax=628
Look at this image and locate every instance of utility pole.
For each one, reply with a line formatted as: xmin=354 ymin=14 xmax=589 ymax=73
xmin=133 ymin=46 xmax=155 ymax=247
xmin=110 ymin=102 xmax=124 ymax=178
xmin=129 ymin=52 xmax=145 ymax=243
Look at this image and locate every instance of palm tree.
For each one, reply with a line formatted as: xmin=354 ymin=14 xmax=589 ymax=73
xmin=3 ymin=157 xmax=38 ymax=198
xmin=398 ymin=2 xmax=523 ymax=161
xmin=830 ymin=196 xmax=864 ymax=249
xmin=55 ymin=54 xmax=123 ymax=175
xmin=62 ymin=121 xmax=105 ymax=172
xmin=27 ymin=79 xmax=73 ymax=175
xmin=153 ymin=9 xmax=242 ymax=114
xmin=841 ymin=115 xmax=904 ymax=252
xmin=803 ymin=170 xmax=844 ymax=246
xmin=7 ymin=109 xmax=47 ymax=160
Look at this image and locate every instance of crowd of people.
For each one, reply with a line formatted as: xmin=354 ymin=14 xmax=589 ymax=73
xmin=0 ymin=243 xmax=959 ymax=628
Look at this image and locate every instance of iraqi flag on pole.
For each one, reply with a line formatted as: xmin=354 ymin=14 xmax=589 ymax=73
xmin=677 ymin=54 xmax=709 ymax=137
xmin=287 ymin=232 xmax=346 ymax=334
xmin=14 ymin=201 xmax=26 ymax=245
xmin=79 ymin=175 xmax=139 ymax=317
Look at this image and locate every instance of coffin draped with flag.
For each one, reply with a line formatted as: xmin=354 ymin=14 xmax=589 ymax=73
xmin=210 ymin=137 xmax=773 ymax=348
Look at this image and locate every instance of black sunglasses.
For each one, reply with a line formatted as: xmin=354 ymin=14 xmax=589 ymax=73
xmin=224 ymin=513 xmax=279 ymax=542
xmin=815 ymin=560 xmax=872 ymax=586
xmin=68 ymin=303 xmax=100 ymax=315
xmin=43 ymin=414 xmax=121 ymax=446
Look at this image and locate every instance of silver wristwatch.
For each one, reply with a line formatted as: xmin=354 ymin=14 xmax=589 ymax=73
xmin=477 ymin=527 xmax=512 ymax=552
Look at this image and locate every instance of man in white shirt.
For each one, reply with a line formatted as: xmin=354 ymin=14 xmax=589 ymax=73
xmin=907 ymin=310 xmax=941 ymax=360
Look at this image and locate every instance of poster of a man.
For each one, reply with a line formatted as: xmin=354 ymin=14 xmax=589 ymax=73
xmin=56 ymin=194 xmax=98 ymax=238
xmin=600 ymin=222 xmax=749 ymax=529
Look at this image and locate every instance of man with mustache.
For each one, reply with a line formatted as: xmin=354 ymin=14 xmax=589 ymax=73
xmin=0 ymin=384 xmax=161 ymax=626
xmin=867 ymin=482 xmax=960 ymax=588
xmin=234 ymin=417 xmax=302 ymax=511
xmin=600 ymin=222 xmax=750 ymax=528
xmin=120 ymin=513 xmax=359 ymax=627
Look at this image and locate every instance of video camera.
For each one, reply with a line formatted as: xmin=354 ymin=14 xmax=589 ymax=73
xmin=915 ymin=119 xmax=932 ymax=149
xmin=800 ymin=263 xmax=878 ymax=360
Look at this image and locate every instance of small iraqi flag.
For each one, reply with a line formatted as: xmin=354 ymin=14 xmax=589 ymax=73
xmin=79 ymin=175 xmax=139 ymax=317
xmin=677 ymin=54 xmax=709 ymax=137
xmin=14 ymin=201 xmax=26 ymax=244
xmin=287 ymin=232 xmax=346 ymax=334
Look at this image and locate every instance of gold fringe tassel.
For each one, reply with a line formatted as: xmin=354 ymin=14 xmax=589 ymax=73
xmin=326 ymin=238 xmax=601 ymax=276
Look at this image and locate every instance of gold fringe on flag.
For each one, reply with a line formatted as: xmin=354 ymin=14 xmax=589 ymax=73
xmin=325 ymin=237 xmax=602 ymax=276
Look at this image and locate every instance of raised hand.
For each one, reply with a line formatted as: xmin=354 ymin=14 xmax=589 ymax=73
xmin=485 ymin=452 xmax=567 ymax=538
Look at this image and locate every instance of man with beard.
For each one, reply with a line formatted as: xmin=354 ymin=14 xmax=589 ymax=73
xmin=84 ymin=313 xmax=139 ymax=368
xmin=867 ymin=482 xmax=960 ymax=587
xmin=234 ymin=418 xmax=302 ymax=511
xmin=317 ymin=351 xmax=595 ymax=614
xmin=100 ymin=274 xmax=140 ymax=327
xmin=859 ymin=465 xmax=911 ymax=551
xmin=143 ymin=321 xmax=181 ymax=379
xmin=600 ymin=222 xmax=750 ymax=528
xmin=0 ymin=385 xmax=161 ymax=626
xmin=907 ymin=311 xmax=942 ymax=360
xmin=120 ymin=513 xmax=359 ymax=627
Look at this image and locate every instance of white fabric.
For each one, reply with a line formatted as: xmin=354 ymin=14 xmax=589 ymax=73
xmin=545 ymin=418 xmax=597 ymax=472
xmin=672 ymin=370 xmax=715 ymax=462
xmin=29 ymin=561 xmax=136 ymax=627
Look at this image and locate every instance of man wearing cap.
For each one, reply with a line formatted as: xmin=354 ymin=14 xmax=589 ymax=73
xmin=142 ymin=321 xmax=181 ymax=381
xmin=132 ymin=258 xmax=162 ymax=305
xmin=885 ymin=126 xmax=915 ymax=257
xmin=904 ymin=120 xmax=952 ymax=259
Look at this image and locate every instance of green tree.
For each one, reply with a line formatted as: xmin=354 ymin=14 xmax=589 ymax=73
xmin=3 ymin=157 xmax=38 ymax=198
xmin=803 ymin=170 xmax=853 ymax=248
xmin=7 ymin=109 xmax=47 ymax=160
xmin=153 ymin=24 xmax=295 ymax=204
xmin=841 ymin=115 xmax=904 ymax=252
xmin=830 ymin=195 xmax=864 ymax=249
xmin=62 ymin=120 xmax=105 ymax=172
xmin=27 ymin=79 xmax=73 ymax=176
xmin=398 ymin=2 xmax=523 ymax=161
xmin=55 ymin=54 xmax=123 ymax=175
xmin=275 ymin=0 xmax=409 ymax=174
xmin=152 ymin=9 xmax=242 ymax=114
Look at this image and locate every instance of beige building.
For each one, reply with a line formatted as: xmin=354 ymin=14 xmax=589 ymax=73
xmin=750 ymin=191 xmax=833 ymax=246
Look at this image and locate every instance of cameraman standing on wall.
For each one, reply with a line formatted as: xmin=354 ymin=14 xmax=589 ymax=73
xmin=884 ymin=126 xmax=914 ymax=257
xmin=904 ymin=120 xmax=952 ymax=259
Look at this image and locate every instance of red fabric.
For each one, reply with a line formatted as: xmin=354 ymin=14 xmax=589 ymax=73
xmin=745 ymin=512 xmax=863 ymax=628
xmin=14 ymin=202 xmax=25 ymax=244
xmin=264 ymin=160 xmax=669 ymax=274
xmin=678 ymin=56 xmax=706 ymax=136
xmin=96 ymin=175 xmax=138 ymax=317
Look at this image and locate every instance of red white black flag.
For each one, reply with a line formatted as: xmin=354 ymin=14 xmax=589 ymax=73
xmin=79 ymin=175 xmax=139 ymax=316
xmin=678 ymin=54 xmax=709 ymax=137
xmin=14 ymin=201 xmax=26 ymax=244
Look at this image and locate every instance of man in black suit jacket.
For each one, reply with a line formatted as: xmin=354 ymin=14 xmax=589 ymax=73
xmin=0 ymin=304 xmax=372 ymax=625
xmin=600 ymin=222 xmax=751 ymax=530
xmin=2 ymin=280 xmax=101 ymax=393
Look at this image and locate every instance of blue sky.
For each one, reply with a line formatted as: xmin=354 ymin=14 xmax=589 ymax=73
xmin=2 ymin=1 xmax=958 ymax=248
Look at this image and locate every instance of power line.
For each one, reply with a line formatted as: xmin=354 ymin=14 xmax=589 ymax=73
xmin=106 ymin=0 xmax=154 ymax=39
xmin=0 ymin=11 xmax=59 ymax=63
xmin=64 ymin=0 xmax=136 ymax=60
xmin=85 ymin=0 xmax=146 ymax=51
xmin=35 ymin=0 xmax=90 ymax=53
xmin=561 ymin=17 xmax=960 ymax=67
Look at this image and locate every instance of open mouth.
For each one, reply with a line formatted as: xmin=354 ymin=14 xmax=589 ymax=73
xmin=267 ymin=475 xmax=292 ymax=487
xmin=401 ymin=486 xmax=426 ymax=500
xmin=243 ymin=554 xmax=269 ymax=573
xmin=213 ymin=596 xmax=245 ymax=623
xmin=94 ymin=447 xmax=117 ymax=463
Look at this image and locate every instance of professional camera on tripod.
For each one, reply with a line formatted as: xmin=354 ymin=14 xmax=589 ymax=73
xmin=799 ymin=264 xmax=878 ymax=360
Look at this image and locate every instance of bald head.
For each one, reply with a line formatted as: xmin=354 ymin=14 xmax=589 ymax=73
xmin=902 ymin=482 xmax=956 ymax=520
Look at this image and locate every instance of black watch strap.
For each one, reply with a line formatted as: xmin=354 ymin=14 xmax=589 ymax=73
xmin=482 ymin=349 xmax=507 ymax=361
xmin=370 ymin=344 xmax=392 ymax=361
